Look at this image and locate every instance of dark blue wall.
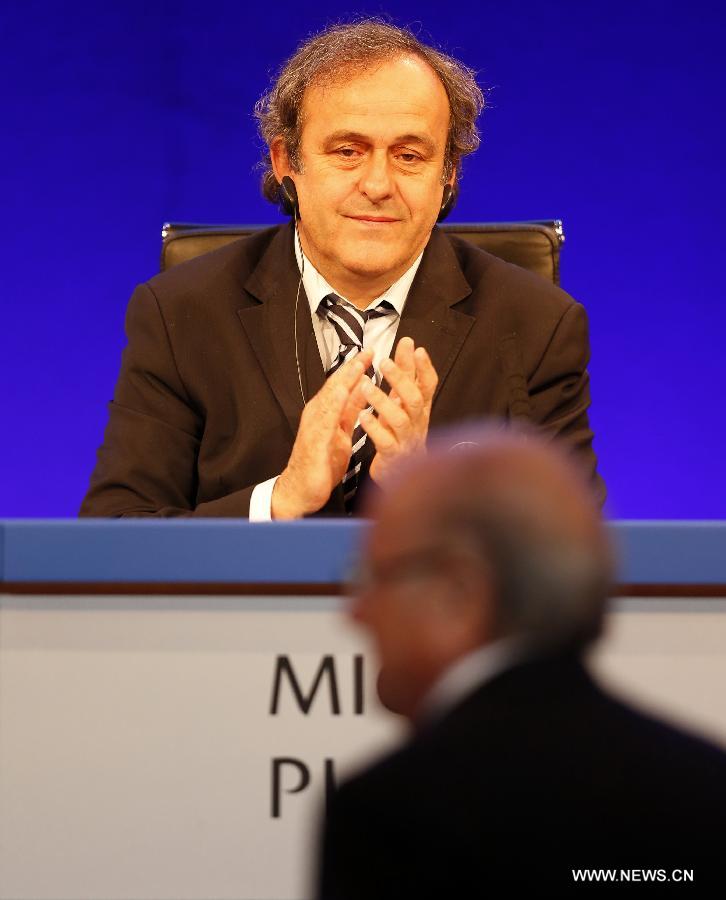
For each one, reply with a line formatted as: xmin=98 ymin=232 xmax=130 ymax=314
xmin=3 ymin=1 xmax=724 ymax=517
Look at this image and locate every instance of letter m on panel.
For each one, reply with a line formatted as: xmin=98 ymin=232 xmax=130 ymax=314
xmin=269 ymin=655 xmax=341 ymax=715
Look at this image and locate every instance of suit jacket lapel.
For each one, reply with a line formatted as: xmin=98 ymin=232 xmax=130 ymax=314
xmin=236 ymin=223 xmax=325 ymax=437
xmin=392 ymin=226 xmax=475 ymax=403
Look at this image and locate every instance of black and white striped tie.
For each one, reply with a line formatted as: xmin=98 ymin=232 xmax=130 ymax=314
xmin=320 ymin=293 xmax=395 ymax=513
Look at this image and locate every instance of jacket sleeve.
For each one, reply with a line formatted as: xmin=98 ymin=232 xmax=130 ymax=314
xmin=79 ymin=283 xmax=256 ymax=517
xmin=526 ymin=301 xmax=607 ymax=508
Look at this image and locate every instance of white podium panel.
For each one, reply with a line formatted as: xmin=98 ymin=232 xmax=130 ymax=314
xmin=1 ymin=594 xmax=725 ymax=900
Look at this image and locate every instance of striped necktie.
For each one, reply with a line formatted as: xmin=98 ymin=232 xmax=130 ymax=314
xmin=320 ymin=293 xmax=395 ymax=512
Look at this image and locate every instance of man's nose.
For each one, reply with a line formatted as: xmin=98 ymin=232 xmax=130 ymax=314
xmin=347 ymin=586 xmax=376 ymax=627
xmin=357 ymin=150 xmax=393 ymax=203
xmin=348 ymin=592 xmax=366 ymax=624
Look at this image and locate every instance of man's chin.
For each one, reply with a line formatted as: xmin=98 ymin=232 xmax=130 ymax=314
xmin=338 ymin=251 xmax=406 ymax=281
xmin=376 ymin=669 xmax=416 ymax=720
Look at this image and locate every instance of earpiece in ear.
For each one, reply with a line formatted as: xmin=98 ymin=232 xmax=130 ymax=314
xmin=437 ymin=184 xmax=456 ymax=222
xmin=279 ymin=176 xmax=299 ymax=217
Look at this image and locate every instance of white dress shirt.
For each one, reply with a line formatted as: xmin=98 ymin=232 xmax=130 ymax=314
xmin=417 ymin=637 xmax=529 ymax=726
xmin=248 ymin=244 xmax=424 ymax=521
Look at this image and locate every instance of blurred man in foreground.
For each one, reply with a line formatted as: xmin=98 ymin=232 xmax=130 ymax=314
xmin=317 ymin=427 xmax=726 ymax=897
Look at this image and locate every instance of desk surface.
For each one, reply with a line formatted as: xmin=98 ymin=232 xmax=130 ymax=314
xmin=1 ymin=520 xmax=725 ymax=593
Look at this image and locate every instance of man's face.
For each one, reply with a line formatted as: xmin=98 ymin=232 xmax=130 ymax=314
xmin=273 ymin=54 xmax=453 ymax=295
xmin=349 ymin=490 xmax=488 ymax=721
xmin=349 ymin=517 xmax=443 ymax=719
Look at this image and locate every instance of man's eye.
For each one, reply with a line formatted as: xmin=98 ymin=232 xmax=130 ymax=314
xmin=337 ymin=148 xmax=359 ymax=158
xmin=398 ymin=153 xmax=421 ymax=163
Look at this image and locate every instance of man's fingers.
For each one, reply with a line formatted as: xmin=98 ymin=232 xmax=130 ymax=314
xmin=362 ymin=379 xmax=410 ymax=434
xmin=340 ymin=398 xmax=357 ymax=436
xmin=359 ymin=408 xmax=397 ymax=453
xmin=314 ymin=382 xmax=354 ymax=432
xmin=349 ymin=373 xmax=371 ymax=410
xmin=327 ymin=350 xmax=373 ymax=391
xmin=341 ymin=378 xmax=370 ymax=434
xmin=394 ymin=336 xmax=416 ymax=378
xmin=379 ymin=358 xmax=425 ymax=420
xmin=313 ymin=352 xmax=373 ymax=427
xmin=414 ymin=346 xmax=438 ymax=402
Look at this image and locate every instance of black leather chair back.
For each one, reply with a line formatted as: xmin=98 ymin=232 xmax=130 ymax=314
xmin=161 ymin=220 xmax=565 ymax=285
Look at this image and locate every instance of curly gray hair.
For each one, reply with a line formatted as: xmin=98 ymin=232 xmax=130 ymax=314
xmin=254 ymin=19 xmax=486 ymax=205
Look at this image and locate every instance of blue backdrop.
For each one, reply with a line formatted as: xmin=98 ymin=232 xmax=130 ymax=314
xmin=2 ymin=1 xmax=724 ymax=517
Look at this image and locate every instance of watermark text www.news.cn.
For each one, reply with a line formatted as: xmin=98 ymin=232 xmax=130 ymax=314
xmin=572 ymin=869 xmax=694 ymax=883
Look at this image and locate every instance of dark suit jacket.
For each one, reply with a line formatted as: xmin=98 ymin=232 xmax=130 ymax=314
xmin=80 ymin=223 xmax=605 ymax=516
xmin=317 ymin=654 xmax=726 ymax=897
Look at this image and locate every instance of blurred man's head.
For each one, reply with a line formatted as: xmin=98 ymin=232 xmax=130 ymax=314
xmin=349 ymin=426 xmax=613 ymax=720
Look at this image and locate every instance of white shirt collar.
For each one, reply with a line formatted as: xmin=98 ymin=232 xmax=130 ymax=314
xmin=417 ymin=637 xmax=530 ymax=726
xmin=293 ymin=232 xmax=423 ymax=317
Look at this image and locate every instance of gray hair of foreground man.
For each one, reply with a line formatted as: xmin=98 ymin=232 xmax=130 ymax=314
xmin=254 ymin=19 xmax=485 ymax=204
xmin=365 ymin=427 xmax=613 ymax=654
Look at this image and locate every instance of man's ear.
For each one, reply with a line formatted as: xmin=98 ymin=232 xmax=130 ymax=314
xmin=270 ymin=137 xmax=291 ymax=183
xmin=438 ymin=167 xmax=459 ymax=223
xmin=445 ymin=557 xmax=496 ymax=644
xmin=424 ymin=573 xmax=494 ymax=669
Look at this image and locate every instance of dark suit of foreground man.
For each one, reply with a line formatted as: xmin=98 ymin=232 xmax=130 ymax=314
xmin=81 ymin=20 xmax=604 ymax=519
xmin=317 ymin=428 xmax=726 ymax=897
